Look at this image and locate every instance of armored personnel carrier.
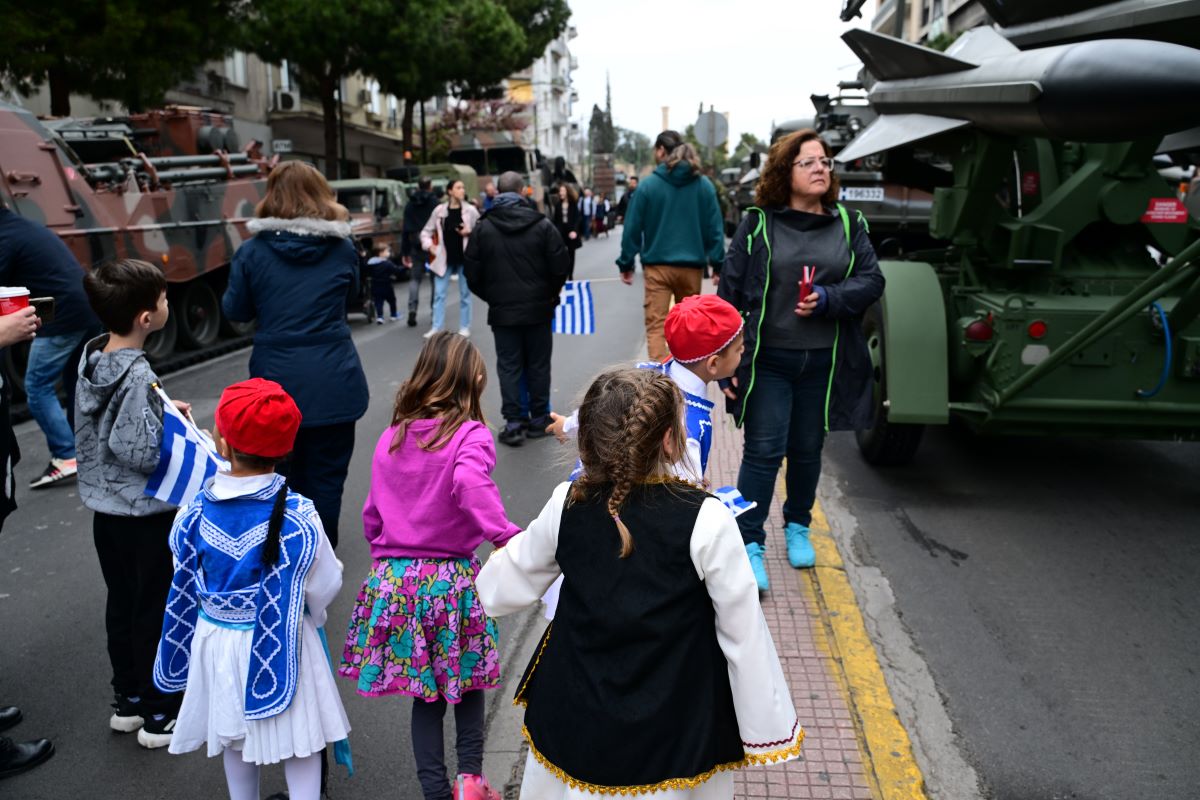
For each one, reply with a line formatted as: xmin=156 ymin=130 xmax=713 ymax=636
xmin=0 ymin=102 xmax=275 ymax=362
xmin=837 ymin=12 xmax=1200 ymax=465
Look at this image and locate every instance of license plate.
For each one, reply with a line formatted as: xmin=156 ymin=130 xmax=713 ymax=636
xmin=839 ymin=187 xmax=885 ymax=202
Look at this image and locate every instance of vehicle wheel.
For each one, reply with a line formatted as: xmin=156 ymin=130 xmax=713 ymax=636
xmin=144 ymin=309 xmax=178 ymax=364
xmin=220 ymin=314 xmax=256 ymax=337
xmin=2 ymin=341 xmax=31 ymax=400
xmin=855 ymin=303 xmax=924 ymax=466
xmin=175 ymin=281 xmax=221 ymax=349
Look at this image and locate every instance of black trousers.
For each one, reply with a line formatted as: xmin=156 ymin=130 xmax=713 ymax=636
xmin=492 ymin=322 xmax=552 ymax=424
xmin=92 ymin=510 xmax=181 ymax=715
xmin=279 ymin=420 xmax=357 ymax=549
xmin=410 ymin=692 xmax=485 ymax=800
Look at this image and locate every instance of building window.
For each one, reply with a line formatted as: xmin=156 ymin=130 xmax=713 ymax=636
xmin=224 ymin=51 xmax=248 ymax=88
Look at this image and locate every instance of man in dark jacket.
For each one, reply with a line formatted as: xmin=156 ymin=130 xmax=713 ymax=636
xmin=401 ymin=177 xmax=439 ymax=327
xmin=616 ymin=175 xmax=637 ymax=222
xmin=0 ymin=207 xmax=101 ymax=490
xmin=464 ymin=171 xmax=569 ymax=446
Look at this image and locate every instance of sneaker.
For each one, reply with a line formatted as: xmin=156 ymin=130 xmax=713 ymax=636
xmin=745 ymin=543 xmax=769 ymax=592
xmin=784 ymin=523 xmax=815 ymax=569
xmin=524 ymin=416 xmax=552 ymax=439
xmin=407 ymin=311 xmax=417 ymax=327
xmin=109 ymin=694 xmax=143 ymax=733
xmin=498 ymin=423 xmax=525 ymax=447
xmin=391 ymin=314 xmax=401 ymax=322
xmin=376 ymin=317 xmax=385 ymax=325
xmin=136 ymin=714 xmax=175 ymax=749
xmin=423 ymin=327 xmax=442 ymax=339
xmin=28 ymin=458 xmax=76 ymax=490
xmin=457 ymin=326 xmax=471 ymax=337
xmin=0 ymin=736 xmax=55 ymax=779
xmin=454 ymin=773 xmax=502 ymax=800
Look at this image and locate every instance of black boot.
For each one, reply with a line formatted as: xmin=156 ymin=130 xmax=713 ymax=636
xmin=407 ymin=310 xmax=417 ymax=327
xmin=0 ymin=736 xmax=55 ymax=780
xmin=0 ymin=707 xmax=20 ymax=734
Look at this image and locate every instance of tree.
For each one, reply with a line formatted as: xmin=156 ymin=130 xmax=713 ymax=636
xmin=0 ymin=0 xmax=244 ymax=116
xmin=246 ymin=0 xmax=389 ymax=177
xmin=684 ymin=124 xmax=729 ymax=171
xmin=614 ymin=127 xmax=652 ymax=171
xmin=730 ymin=132 xmax=767 ymax=165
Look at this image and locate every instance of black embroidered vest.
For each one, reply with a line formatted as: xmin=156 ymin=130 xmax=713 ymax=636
xmin=517 ymin=483 xmax=743 ymax=791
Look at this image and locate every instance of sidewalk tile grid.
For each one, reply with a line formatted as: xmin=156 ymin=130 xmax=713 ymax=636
xmin=708 ymin=392 xmax=874 ymax=800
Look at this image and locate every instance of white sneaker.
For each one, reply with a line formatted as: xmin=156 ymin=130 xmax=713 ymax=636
xmin=458 ymin=327 xmax=471 ymax=337
xmin=423 ymin=328 xmax=442 ymax=339
xmin=29 ymin=458 xmax=77 ymax=490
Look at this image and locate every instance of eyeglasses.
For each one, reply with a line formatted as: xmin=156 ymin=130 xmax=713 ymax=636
xmin=793 ymin=157 xmax=835 ymax=172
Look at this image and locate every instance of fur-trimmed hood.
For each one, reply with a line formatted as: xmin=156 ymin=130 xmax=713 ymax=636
xmin=247 ymin=216 xmax=352 ymax=238
xmin=248 ymin=216 xmax=353 ymax=265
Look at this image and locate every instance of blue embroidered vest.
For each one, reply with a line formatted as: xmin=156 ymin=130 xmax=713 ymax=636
xmin=153 ymin=474 xmax=320 ymax=720
xmin=636 ymin=360 xmax=715 ymax=475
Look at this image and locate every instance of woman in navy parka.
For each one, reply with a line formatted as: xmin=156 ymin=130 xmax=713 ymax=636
xmin=222 ymin=161 xmax=369 ymax=549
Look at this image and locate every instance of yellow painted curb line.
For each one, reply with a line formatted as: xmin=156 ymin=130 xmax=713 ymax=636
xmin=803 ymin=502 xmax=928 ymax=800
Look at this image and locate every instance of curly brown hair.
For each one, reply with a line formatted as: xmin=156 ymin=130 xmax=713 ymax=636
xmin=570 ymin=368 xmax=688 ymax=558
xmin=754 ymin=129 xmax=840 ymax=209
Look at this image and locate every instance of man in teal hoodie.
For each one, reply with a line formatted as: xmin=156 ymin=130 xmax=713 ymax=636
xmin=617 ymin=130 xmax=725 ymax=362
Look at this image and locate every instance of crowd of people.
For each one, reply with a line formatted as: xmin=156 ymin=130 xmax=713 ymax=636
xmin=0 ymin=125 xmax=884 ymax=799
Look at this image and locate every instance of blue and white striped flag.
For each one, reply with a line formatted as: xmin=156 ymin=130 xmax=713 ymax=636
xmin=145 ymin=385 xmax=227 ymax=506
xmin=714 ymin=486 xmax=757 ymax=519
xmin=553 ymin=280 xmax=595 ymax=335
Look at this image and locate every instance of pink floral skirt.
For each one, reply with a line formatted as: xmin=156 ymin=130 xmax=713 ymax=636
xmin=339 ymin=556 xmax=501 ymax=702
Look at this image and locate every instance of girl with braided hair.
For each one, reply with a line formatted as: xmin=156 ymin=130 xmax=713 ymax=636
xmin=477 ymin=368 xmax=802 ymax=798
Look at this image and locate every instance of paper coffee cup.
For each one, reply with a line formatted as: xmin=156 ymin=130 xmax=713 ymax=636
xmin=0 ymin=287 xmax=30 ymax=316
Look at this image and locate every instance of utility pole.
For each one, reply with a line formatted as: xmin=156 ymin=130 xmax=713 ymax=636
xmin=662 ymin=106 xmax=669 ymax=132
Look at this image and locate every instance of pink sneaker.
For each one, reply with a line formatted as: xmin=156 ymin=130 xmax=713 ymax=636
xmin=453 ymin=773 xmax=502 ymax=800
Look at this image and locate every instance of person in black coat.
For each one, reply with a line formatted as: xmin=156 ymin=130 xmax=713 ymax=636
xmin=549 ymin=183 xmax=583 ymax=280
xmin=222 ymin=162 xmax=369 ymax=549
xmin=464 ymin=171 xmax=569 ymax=447
xmin=401 ymin=178 xmax=440 ymax=327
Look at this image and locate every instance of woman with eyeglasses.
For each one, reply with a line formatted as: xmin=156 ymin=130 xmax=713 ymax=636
xmin=716 ymin=129 xmax=884 ymax=593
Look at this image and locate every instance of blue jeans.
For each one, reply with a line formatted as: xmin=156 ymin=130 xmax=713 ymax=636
xmin=736 ymin=347 xmax=833 ymax=547
xmin=432 ymin=264 xmax=471 ymax=331
xmin=26 ymin=330 xmax=88 ymax=459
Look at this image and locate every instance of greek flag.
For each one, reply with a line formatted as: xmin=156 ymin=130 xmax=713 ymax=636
xmin=714 ymin=486 xmax=757 ymax=519
xmin=553 ymin=280 xmax=595 ymax=335
xmin=145 ymin=385 xmax=227 ymax=506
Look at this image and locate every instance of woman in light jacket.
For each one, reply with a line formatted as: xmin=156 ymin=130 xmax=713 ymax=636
xmin=420 ymin=179 xmax=480 ymax=338
xmin=222 ymin=161 xmax=369 ymax=550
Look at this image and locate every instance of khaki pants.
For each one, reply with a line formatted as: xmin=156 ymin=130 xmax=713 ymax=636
xmin=643 ymin=264 xmax=704 ymax=362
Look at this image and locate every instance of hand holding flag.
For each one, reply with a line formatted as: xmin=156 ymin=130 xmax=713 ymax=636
xmin=144 ymin=384 xmax=229 ymax=507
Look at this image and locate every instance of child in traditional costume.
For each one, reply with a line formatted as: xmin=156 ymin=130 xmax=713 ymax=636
xmin=339 ymin=332 xmax=519 ymax=800
xmin=477 ymin=367 xmax=802 ymax=798
xmin=153 ymin=378 xmax=349 ymax=800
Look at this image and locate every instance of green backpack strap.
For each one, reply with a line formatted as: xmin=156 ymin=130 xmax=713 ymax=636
xmin=744 ymin=206 xmax=766 ymax=254
xmin=836 ymin=203 xmax=857 ymax=279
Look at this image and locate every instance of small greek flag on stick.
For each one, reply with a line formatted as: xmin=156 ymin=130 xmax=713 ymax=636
xmin=145 ymin=384 xmax=227 ymax=506
xmin=714 ymin=486 xmax=757 ymax=519
xmin=553 ymin=280 xmax=595 ymax=335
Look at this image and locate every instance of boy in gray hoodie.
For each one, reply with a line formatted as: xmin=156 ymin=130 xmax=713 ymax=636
xmin=75 ymin=259 xmax=186 ymax=749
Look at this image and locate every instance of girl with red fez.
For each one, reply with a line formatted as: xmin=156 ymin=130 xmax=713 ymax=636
xmin=340 ymin=332 xmax=518 ymax=800
xmin=476 ymin=368 xmax=802 ymax=798
xmin=153 ymin=378 xmax=349 ymax=800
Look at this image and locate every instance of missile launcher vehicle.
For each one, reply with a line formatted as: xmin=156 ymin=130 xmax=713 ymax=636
xmin=838 ymin=13 xmax=1200 ymax=465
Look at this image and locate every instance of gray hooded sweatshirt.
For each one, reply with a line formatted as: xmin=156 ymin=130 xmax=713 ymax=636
xmin=75 ymin=335 xmax=175 ymax=516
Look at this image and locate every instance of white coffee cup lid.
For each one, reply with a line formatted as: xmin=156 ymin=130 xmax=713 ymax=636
xmin=0 ymin=287 xmax=29 ymax=299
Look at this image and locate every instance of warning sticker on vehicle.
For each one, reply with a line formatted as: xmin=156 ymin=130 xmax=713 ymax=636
xmin=1141 ymin=198 xmax=1189 ymax=224
xmin=839 ymin=187 xmax=885 ymax=203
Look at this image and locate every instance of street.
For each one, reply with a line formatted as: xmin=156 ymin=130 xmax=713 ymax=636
xmin=0 ymin=234 xmax=642 ymax=799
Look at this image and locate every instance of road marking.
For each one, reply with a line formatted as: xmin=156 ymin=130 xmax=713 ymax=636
xmin=804 ymin=500 xmax=929 ymax=800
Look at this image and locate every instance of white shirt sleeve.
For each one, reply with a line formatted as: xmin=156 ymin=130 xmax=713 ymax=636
xmin=562 ymin=409 xmax=580 ymax=437
xmin=303 ymin=515 xmax=343 ymax=629
xmin=690 ymin=498 xmax=802 ymax=760
xmin=475 ymin=482 xmax=570 ymax=617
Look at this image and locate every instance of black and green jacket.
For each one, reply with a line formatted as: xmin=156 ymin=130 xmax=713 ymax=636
xmin=716 ymin=204 xmax=884 ymax=432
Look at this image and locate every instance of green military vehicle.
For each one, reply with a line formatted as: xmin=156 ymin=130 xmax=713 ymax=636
xmin=835 ymin=14 xmax=1200 ymax=465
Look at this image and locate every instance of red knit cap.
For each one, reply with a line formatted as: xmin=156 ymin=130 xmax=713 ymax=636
xmin=215 ymin=378 xmax=302 ymax=458
xmin=664 ymin=295 xmax=744 ymax=363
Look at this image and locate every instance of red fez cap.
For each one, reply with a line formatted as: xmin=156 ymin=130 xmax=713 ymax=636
xmin=215 ymin=378 xmax=302 ymax=459
xmin=664 ymin=295 xmax=744 ymax=363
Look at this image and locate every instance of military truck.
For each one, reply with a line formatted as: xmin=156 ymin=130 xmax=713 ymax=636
xmin=447 ymin=131 xmax=547 ymax=211
xmin=835 ymin=19 xmax=1200 ymax=465
xmin=0 ymin=102 xmax=274 ymax=363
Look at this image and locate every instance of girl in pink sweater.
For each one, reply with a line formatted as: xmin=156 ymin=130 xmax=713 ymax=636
xmin=340 ymin=332 xmax=519 ymax=800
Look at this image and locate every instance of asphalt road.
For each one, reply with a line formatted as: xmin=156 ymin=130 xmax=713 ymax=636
xmin=0 ymin=231 xmax=640 ymax=800
xmin=821 ymin=427 xmax=1200 ymax=800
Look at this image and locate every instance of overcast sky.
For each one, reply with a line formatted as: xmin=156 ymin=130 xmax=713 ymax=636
xmin=566 ymin=0 xmax=877 ymax=146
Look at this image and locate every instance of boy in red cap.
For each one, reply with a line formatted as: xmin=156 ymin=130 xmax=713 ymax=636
xmin=154 ymin=378 xmax=349 ymax=800
xmin=547 ymin=293 xmax=744 ymax=482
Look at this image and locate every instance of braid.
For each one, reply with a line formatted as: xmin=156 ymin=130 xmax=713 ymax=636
xmin=261 ymin=480 xmax=289 ymax=566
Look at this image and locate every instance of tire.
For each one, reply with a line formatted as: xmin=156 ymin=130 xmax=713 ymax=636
xmin=143 ymin=309 xmax=178 ymax=364
xmin=220 ymin=314 xmax=256 ymax=337
xmin=855 ymin=303 xmax=925 ymax=466
xmin=175 ymin=281 xmax=221 ymax=350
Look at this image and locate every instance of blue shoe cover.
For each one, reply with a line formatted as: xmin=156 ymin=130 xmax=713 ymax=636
xmin=784 ymin=523 xmax=815 ymax=569
xmin=745 ymin=542 xmax=769 ymax=592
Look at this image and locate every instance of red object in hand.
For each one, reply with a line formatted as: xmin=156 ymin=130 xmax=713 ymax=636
xmin=798 ymin=267 xmax=814 ymax=304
